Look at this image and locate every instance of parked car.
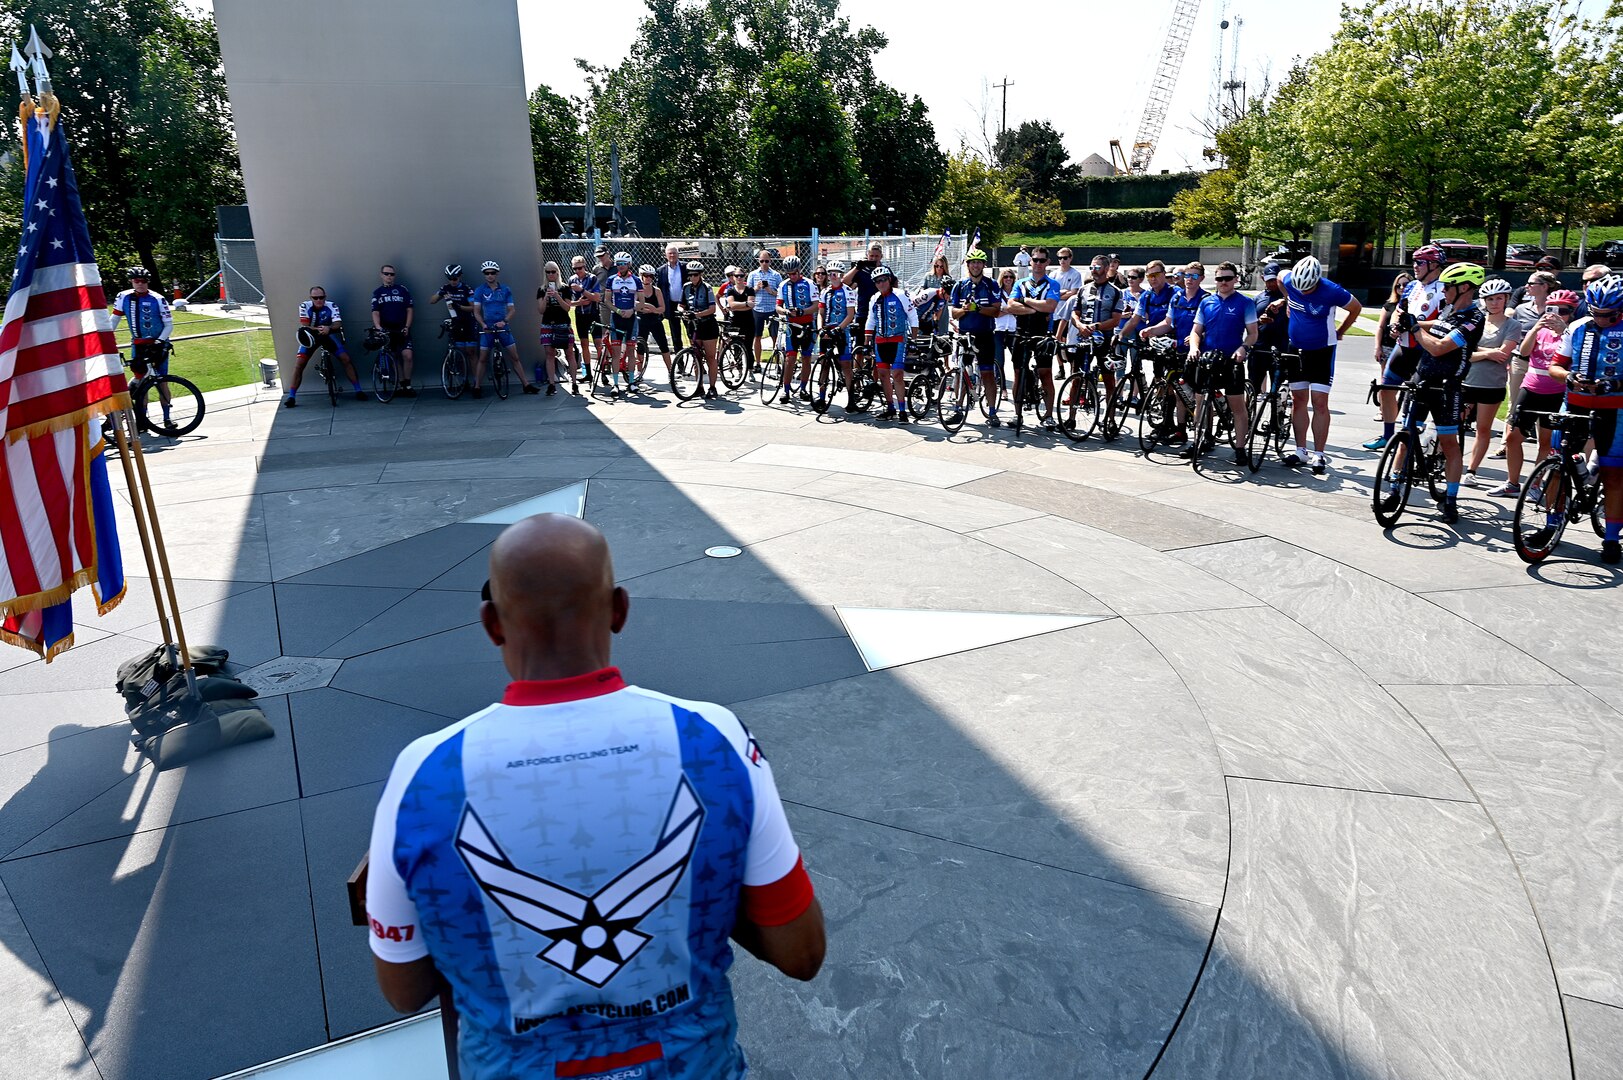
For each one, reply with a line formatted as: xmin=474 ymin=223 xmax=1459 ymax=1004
xmin=1505 ymin=243 xmax=1546 ymax=270
xmin=1431 ymin=237 xmax=1491 ymax=263
xmin=1600 ymin=238 xmax=1623 ymax=264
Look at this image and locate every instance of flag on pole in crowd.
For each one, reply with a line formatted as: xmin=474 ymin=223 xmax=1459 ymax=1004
xmin=932 ymin=229 xmax=951 ymax=260
xmin=969 ymin=227 xmax=981 ymax=253
xmin=0 ymin=39 xmax=127 ymax=661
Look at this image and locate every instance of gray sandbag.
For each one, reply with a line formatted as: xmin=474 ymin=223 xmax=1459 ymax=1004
xmin=115 ymin=643 xmax=230 ymax=695
xmin=123 ymin=671 xmax=256 ymax=719
xmin=136 ymin=700 xmax=274 ymax=771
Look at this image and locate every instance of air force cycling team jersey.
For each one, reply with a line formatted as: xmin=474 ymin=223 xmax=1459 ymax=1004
xmin=1279 ymin=270 xmax=1353 ymax=351
xmin=111 ymin=289 xmax=173 ymax=341
xmin=367 ymin=669 xmax=813 ymax=1080
xmin=371 ymin=283 xmax=414 ymax=327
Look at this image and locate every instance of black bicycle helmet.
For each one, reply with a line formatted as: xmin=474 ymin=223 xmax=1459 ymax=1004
xmin=128 ymin=265 xmax=150 ymax=280
xmin=444 ymin=263 xmax=462 ymax=277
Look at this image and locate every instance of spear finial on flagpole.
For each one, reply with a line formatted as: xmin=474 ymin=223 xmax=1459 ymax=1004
xmin=23 ymin=25 xmax=52 ymax=98
xmin=8 ymin=45 xmax=30 ymax=103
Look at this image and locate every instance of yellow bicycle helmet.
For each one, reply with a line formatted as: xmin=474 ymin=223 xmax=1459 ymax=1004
xmin=1438 ymin=262 xmax=1485 ymax=287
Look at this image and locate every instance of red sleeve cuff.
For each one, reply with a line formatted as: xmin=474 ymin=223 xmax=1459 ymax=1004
xmin=741 ymin=856 xmax=814 ymax=927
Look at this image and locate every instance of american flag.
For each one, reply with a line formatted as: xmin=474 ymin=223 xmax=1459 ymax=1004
xmin=0 ymin=93 xmax=127 ymax=660
xmin=932 ymin=229 xmax=951 ymax=260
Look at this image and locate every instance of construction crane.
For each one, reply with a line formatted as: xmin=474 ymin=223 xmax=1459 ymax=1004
xmin=1118 ymin=0 xmax=1204 ymax=174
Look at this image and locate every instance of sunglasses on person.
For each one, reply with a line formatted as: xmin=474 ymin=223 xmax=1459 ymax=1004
xmin=1215 ymin=275 xmax=1237 ymax=283
xmin=1591 ymin=307 xmax=1620 ymax=321
xmin=1031 ymin=257 xmax=1048 ymax=264
xmin=1128 ymin=273 xmax=1144 ymax=282
xmin=381 ymin=271 xmax=396 ymax=277
xmin=310 ymin=294 xmax=326 ymax=300
xmin=484 ymin=270 xmax=499 ymax=276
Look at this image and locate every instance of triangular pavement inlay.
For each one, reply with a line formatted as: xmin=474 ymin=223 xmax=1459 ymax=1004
xmin=836 ymin=608 xmax=1111 ymax=671
xmin=465 ymin=480 xmax=588 ymax=524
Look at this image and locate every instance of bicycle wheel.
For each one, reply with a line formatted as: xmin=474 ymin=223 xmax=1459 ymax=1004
xmin=1372 ymin=432 xmax=1416 ymax=527
xmin=372 ymin=349 xmax=397 ymax=403
xmin=139 ymin=374 xmax=204 ymax=437
xmin=758 ymin=352 xmax=785 ymax=404
xmin=669 ymin=347 xmax=701 ymax=401
xmin=1137 ymin=378 xmax=1171 ymax=456
xmin=1245 ymin=393 xmax=1274 ymax=473
xmin=322 ymin=356 xmax=338 ymax=407
xmin=936 ymin=368 xmax=969 ymax=433
xmin=442 ymin=348 xmax=467 ymax=399
xmin=1590 ymin=477 xmax=1606 ymax=538
xmin=1425 ymin=447 xmax=1447 ymax=503
xmin=809 ymin=353 xmax=837 ymax=414
xmin=491 ymin=350 xmax=511 ymax=399
xmin=1053 ymin=370 xmax=1097 ymax=443
xmin=1513 ymin=457 xmax=1571 ymax=563
xmin=978 ymin=366 xmax=1004 ymax=421
xmin=591 ymin=348 xmax=617 ymax=401
xmin=1270 ymin=391 xmax=1290 ymax=457
xmin=719 ymin=340 xmax=747 ymax=390
xmin=1190 ymin=395 xmax=1219 ymax=474
xmin=906 ymin=372 xmax=936 ymax=420
xmin=1103 ymin=372 xmax=1135 ymax=440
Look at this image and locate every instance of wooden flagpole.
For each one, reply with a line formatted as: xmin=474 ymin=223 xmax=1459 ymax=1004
xmin=108 ymin=409 xmax=194 ymax=687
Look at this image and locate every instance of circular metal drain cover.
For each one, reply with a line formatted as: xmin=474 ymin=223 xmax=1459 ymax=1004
xmin=704 ymin=545 xmax=742 ymax=559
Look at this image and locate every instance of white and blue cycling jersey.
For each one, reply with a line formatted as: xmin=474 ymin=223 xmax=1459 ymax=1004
xmin=367 ymin=670 xmax=812 ymax=1080
xmin=778 ymin=277 xmax=817 ymax=321
xmin=865 ymin=291 xmax=916 ymax=341
xmin=820 ymin=285 xmax=856 ymax=329
xmin=471 ymin=283 xmax=514 ymax=326
xmin=110 ymin=289 xmax=173 ymax=341
xmin=606 ymin=272 xmax=641 ymax=315
xmin=1280 ymin=271 xmax=1353 ymax=351
xmin=298 ymin=299 xmax=343 ymax=328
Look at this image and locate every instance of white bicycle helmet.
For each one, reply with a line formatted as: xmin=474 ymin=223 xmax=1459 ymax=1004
xmin=638 ymin=263 xmax=656 ymax=276
xmin=1480 ymin=277 xmax=1514 ymax=298
xmin=685 ymin=260 xmax=705 ymax=273
xmin=872 ymin=264 xmax=895 ymax=282
xmin=827 ymin=259 xmax=846 ymax=274
xmin=479 ymin=260 xmax=500 ymax=273
xmin=1291 ymin=256 xmax=1323 ymax=291
xmin=614 ymin=251 xmax=633 ymax=266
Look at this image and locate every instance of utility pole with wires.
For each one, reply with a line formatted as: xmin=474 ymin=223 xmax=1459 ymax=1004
xmin=994 ymin=77 xmax=1013 ymax=137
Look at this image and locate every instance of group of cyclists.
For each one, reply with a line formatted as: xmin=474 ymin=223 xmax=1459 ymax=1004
xmin=255 ymin=235 xmax=1623 ymax=566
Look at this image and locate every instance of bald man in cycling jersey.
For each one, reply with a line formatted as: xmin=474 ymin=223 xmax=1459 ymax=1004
xmin=368 ymin=514 xmax=825 ymax=1080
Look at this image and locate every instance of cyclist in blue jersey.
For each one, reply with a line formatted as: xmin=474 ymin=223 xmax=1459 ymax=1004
xmin=1144 ymin=263 xmax=1210 ymax=443
xmin=367 ymin=514 xmax=824 ymax=1080
xmin=747 ymin=251 xmax=783 ymax=373
xmin=370 ymin=264 xmax=417 ymax=397
xmin=109 ymin=266 xmax=176 ymax=420
xmin=1187 ymin=261 xmax=1257 ymax=465
xmin=821 ymin=260 xmax=858 ymax=412
xmin=843 ymin=240 xmax=886 ymax=334
xmin=471 ymin=261 xmax=539 ymax=397
xmin=285 ymin=285 xmax=365 ymax=406
xmin=776 ymin=256 xmax=818 ymax=400
xmin=602 ymin=252 xmax=646 ymax=394
xmin=1281 ymin=256 xmax=1362 ymax=474
xmin=1551 ymin=272 xmax=1623 ymax=562
xmin=1003 ymin=247 xmax=1062 ymax=431
xmin=1120 ymin=260 xmax=1175 ymax=355
xmin=949 ymin=248 xmax=1005 ymax=426
xmin=430 ymin=264 xmax=480 ymax=362
xmin=864 ymin=266 xmax=918 ymax=422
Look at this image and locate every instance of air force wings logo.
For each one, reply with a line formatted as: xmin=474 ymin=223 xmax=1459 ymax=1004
xmin=456 ymin=776 xmax=705 ymax=987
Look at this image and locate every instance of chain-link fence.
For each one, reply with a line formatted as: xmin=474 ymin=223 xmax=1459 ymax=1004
xmin=216 ymin=237 xmax=266 ymax=307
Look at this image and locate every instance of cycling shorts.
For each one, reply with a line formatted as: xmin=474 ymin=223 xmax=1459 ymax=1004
xmin=574 ymin=309 xmax=602 ymax=338
xmin=297 ymin=334 xmax=348 ymax=359
xmin=1461 ymin=384 xmax=1506 ymax=406
xmin=1291 ymin=345 xmax=1336 ymax=393
xmin=753 ymin=311 xmax=778 ymax=339
xmin=817 ymin=329 xmax=852 ymax=360
xmin=643 ymin=319 xmax=669 ymax=353
xmin=1190 ymin=354 xmax=1246 ymax=397
xmin=129 ymin=340 xmax=171 ymax=377
xmin=1383 ymin=345 xmax=1424 ymax=387
xmin=1508 ymin=390 xmax=1565 ymax=439
xmin=875 ymin=340 xmax=906 ymax=368
xmin=479 ymin=329 xmax=516 ymax=349
xmin=538 ymin=323 xmax=572 ymax=348
xmin=609 ymin=314 xmax=638 ymax=342
xmin=1407 ymin=382 xmax=1463 ymax=437
xmin=691 ymin=316 xmax=720 ymax=342
xmin=449 ymin=317 xmax=479 ymax=348
xmin=377 ymin=326 xmax=412 ymax=354
xmin=1015 ymin=336 xmax=1055 ymax=371
xmin=969 ymin=331 xmax=996 ymax=371
xmin=783 ymin=322 xmax=816 ymax=355
xmin=1591 ymin=407 xmax=1623 ymax=467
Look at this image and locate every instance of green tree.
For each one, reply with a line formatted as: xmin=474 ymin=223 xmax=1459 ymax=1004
xmin=745 ymin=55 xmax=866 ymax=232
xmin=850 ymin=83 xmax=944 ymax=230
xmin=529 ymin=84 xmax=584 ymax=202
xmin=993 ymin=120 xmax=1076 ymax=201
xmin=0 ymin=2 xmax=242 ymax=286
xmin=924 ymin=151 xmax=1021 ymax=247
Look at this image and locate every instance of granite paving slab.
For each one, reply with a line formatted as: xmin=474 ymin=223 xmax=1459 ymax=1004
xmin=271 ymin=584 xmax=416 ymax=657
xmin=972 ymin=515 xmax=1260 ymax=616
xmin=624 ymin=509 xmax=1103 ymax=615
xmin=114 ymin=490 xmax=273 ymax=581
xmin=0 ymin=633 xmax=161 ymax=696
xmin=1131 ymin=608 xmax=1472 ymax=800
xmin=1568 ymin=996 xmax=1623 ymax=1080
xmin=0 ymin=878 xmax=97 ymax=1078
xmin=736 ymin=443 xmax=998 ymax=487
xmin=0 ymin=686 xmax=134 ymax=758
xmin=1152 ymin=779 xmax=1569 ymax=1080
xmin=1175 ymin=536 xmax=1564 ymax=686
xmin=320 ymin=589 xmax=482 ymax=658
xmin=126 ymin=584 xmax=283 ymax=669
xmin=71 ymin=576 xmax=264 ymax=636
xmin=1388 ymin=683 xmax=1623 ymax=1005
xmin=792 ymin=473 xmax=1047 ymax=533
xmin=282 ymin=522 xmax=506 ymax=589
xmin=957 ymin=471 xmax=1258 ymax=550
xmin=288 ymin=688 xmax=460 ymax=797
xmin=258 ymin=438 xmax=524 ymax=473
xmin=0 ymin=802 xmax=326 ymax=1080
xmin=329 ymin=623 xmax=507 ymax=721
xmin=591 ymin=458 xmax=832 ymax=494
xmin=734 ymin=619 xmax=1229 ymax=906
xmin=732 ymin=804 xmax=1215 ymax=1080
xmin=7 ymin=698 xmax=294 ymax=860
xmin=377 ymin=454 xmax=615 ymax=484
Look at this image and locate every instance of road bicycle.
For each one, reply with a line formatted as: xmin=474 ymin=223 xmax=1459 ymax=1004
xmin=113 ymin=342 xmax=204 ymax=439
xmin=439 ymin=318 xmax=470 ymax=399
xmin=808 ymin=327 xmax=855 ymax=415
xmin=1371 ymin=380 xmax=1451 ymax=527
xmin=1105 ymin=340 xmax=1149 ymax=438
xmin=1008 ymin=333 xmax=1057 ymax=434
xmin=936 ymin=333 xmax=1003 ymax=434
xmin=716 ymin=321 xmax=750 ymax=390
xmin=1245 ymin=345 xmax=1298 ymax=471
xmin=1511 ymin=408 xmax=1610 ymax=563
xmin=903 ymin=333 xmax=953 ymax=421
xmin=1136 ymin=337 xmax=1187 ymax=457
xmin=1054 ymin=338 xmax=1123 ymax=443
xmin=1185 ymin=350 xmax=1245 ymax=475
xmin=669 ymin=315 xmax=723 ymax=402
xmin=363 ymin=328 xmax=400 ymax=403
xmin=483 ymin=324 xmax=513 ymax=400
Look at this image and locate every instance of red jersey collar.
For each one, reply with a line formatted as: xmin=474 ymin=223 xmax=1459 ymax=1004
xmin=502 ymin=667 xmax=626 ymax=706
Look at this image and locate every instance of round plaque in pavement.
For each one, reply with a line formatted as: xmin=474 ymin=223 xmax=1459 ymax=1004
xmin=704 ymin=545 xmax=743 ymax=559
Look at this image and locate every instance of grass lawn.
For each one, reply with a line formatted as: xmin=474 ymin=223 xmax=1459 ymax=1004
xmin=1001 ymin=230 xmax=1240 ymax=250
xmin=1345 ymin=326 xmax=1374 ymax=337
xmin=111 ymin=311 xmax=273 ymax=394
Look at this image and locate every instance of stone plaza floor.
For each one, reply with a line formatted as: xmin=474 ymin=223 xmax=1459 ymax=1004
xmin=1 ymin=367 xmax=1620 ymax=1079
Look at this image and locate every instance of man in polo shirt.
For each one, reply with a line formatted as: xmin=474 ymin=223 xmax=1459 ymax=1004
xmin=368 ymin=515 xmax=825 ymax=1080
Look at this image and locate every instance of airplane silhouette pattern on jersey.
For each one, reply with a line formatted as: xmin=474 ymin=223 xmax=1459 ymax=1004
xmin=455 ymin=775 xmax=706 ymax=988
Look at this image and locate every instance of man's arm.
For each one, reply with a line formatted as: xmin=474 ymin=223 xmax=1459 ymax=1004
xmin=731 ymin=896 xmax=825 ymax=981
xmin=373 ymin=955 xmax=440 ymax=1014
xmin=1336 ymin=295 xmax=1362 ymax=339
